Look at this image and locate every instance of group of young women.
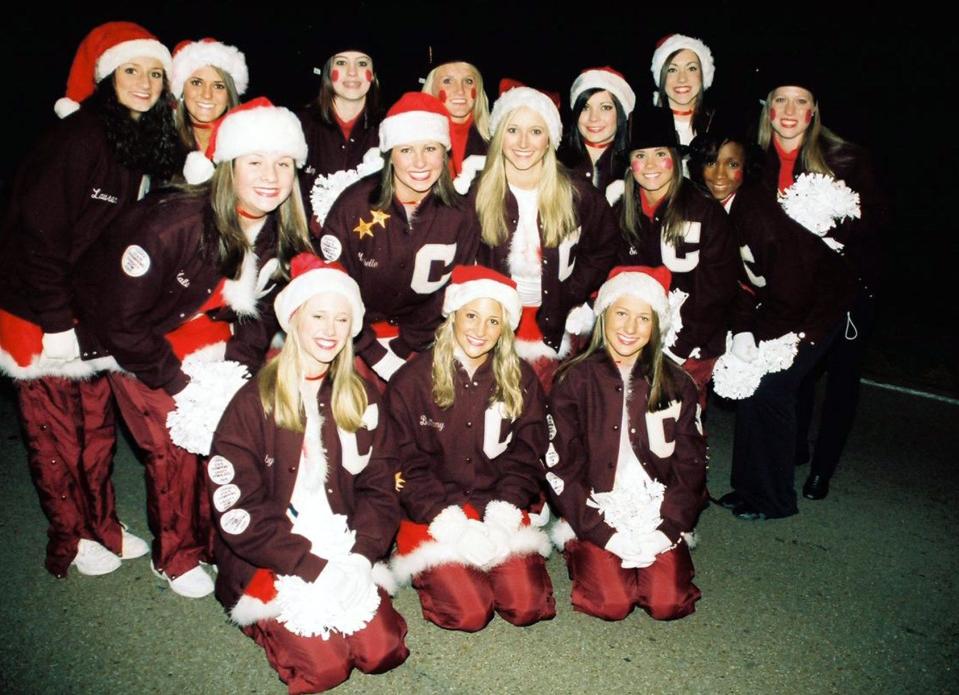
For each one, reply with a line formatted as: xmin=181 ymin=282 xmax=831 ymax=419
xmin=0 ymin=21 xmax=883 ymax=693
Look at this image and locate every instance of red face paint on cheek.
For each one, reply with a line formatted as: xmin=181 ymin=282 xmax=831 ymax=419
xmin=365 ymin=70 xmax=373 ymax=82
xmin=331 ymin=69 xmax=340 ymax=82
xmin=437 ymin=89 xmax=448 ymax=103
xmin=470 ymin=87 xmax=477 ymax=99
xmin=770 ymin=108 xmax=777 ymax=121
xmin=733 ymin=170 xmax=743 ymax=181
xmin=630 ymin=160 xmax=643 ymax=172
xmin=663 ymin=158 xmax=674 ymax=170
xmin=805 ymin=110 xmax=812 ymax=123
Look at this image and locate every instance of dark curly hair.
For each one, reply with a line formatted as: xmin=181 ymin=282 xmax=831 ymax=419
xmin=87 ymin=76 xmax=181 ymax=181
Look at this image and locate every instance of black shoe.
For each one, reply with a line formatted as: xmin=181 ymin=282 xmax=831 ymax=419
xmin=732 ymin=502 xmax=767 ymax=521
xmin=715 ymin=491 xmax=741 ymax=510
xmin=803 ymin=474 xmax=830 ymax=500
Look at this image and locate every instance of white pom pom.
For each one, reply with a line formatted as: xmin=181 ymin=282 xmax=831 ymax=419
xmin=453 ymin=155 xmax=487 ymax=195
xmin=310 ymin=147 xmax=384 ymax=226
xmin=183 ymin=151 xmax=216 ymax=185
xmin=663 ymin=288 xmax=689 ymax=348
xmin=712 ymin=331 xmax=803 ymax=399
xmin=586 ymin=475 xmax=666 ymax=542
xmin=564 ymin=302 xmax=595 ymax=336
xmin=166 ymin=358 xmax=251 ymax=455
xmin=273 ymin=565 xmax=380 ymax=639
xmin=54 ymin=97 xmax=80 ymax=119
xmin=779 ymin=173 xmax=860 ymax=252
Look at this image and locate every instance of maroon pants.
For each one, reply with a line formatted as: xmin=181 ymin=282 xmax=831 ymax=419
xmin=16 ymin=375 xmax=122 ymax=577
xmin=242 ymin=591 xmax=409 ymax=694
xmin=108 ymin=374 xmax=211 ymax=578
xmin=412 ymin=555 xmax=556 ymax=632
xmin=564 ymin=539 xmax=700 ymax=621
xmin=682 ymin=355 xmax=718 ymax=415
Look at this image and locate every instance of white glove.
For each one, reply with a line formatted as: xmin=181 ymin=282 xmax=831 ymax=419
xmin=606 ymin=531 xmax=672 ymax=569
xmin=458 ymin=519 xmax=501 ymax=567
xmin=564 ymin=303 xmax=595 ymax=336
xmin=317 ymin=553 xmax=373 ymax=608
xmin=370 ymin=346 xmax=406 ymax=382
xmin=730 ymin=332 xmax=759 ymax=363
xmin=41 ymin=329 xmax=80 ymax=362
xmin=483 ymin=500 xmax=523 ymax=534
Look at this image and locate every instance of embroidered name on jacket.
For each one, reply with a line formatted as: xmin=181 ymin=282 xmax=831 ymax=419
xmin=90 ymin=187 xmax=118 ymax=204
xmin=419 ymin=415 xmax=445 ymax=431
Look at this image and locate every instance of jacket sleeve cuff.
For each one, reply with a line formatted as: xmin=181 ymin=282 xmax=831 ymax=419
xmin=162 ymin=371 xmax=191 ymax=397
xmin=293 ymin=551 xmax=328 ymax=583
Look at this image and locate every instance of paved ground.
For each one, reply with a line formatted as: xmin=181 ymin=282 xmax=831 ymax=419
xmin=0 ymin=379 xmax=956 ymax=694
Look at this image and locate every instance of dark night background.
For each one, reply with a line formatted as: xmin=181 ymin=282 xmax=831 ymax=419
xmin=4 ymin=2 xmax=956 ymax=395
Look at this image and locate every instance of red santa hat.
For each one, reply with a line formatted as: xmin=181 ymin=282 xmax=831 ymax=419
xmin=55 ymin=21 xmax=173 ymax=119
xmin=490 ymin=83 xmax=562 ymax=149
xmin=650 ymin=33 xmax=716 ymax=92
xmin=442 ymin=265 xmax=522 ymax=330
xmin=570 ymin=66 xmax=636 ymax=115
xmin=183 ymin=96 xmax=308 ymax=184
xmin=378 ymin=92 xmax=451 ymax=152
xmin=594 ymin=266 xmax=673 ymax=333
xmin=171 ymin=37 xmax=249 ymax=98
xmin=274 ymin=253 xmax=365 ymax=335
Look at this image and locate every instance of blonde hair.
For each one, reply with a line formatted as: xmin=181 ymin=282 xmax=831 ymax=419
xmin=258 ymin=311 xmax=368 ymax=433
xmin=757 ymin=90 xmax=847 ymax=177
xmin=430 ymin=309 xmax=524 ymax=419
xmin=475 ymin=111 xmax=578 ymax=248
xmin=422 ymin=62 xmax=490 ymax=141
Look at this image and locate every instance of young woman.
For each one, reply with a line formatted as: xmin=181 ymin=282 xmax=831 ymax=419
xmin=298 ymin=47 xmax=381 ymax=207
xmin=561 ymin=66 xmax=636 ymax=192
xmin=718 ymin=68 xmax=881 ymax=517
xmin=472 ymin=85 xmax=619 ymax=390
xmin=0 ymin=21 xmax=178 ymax=579
xmin=688 ymin=116 xmax=760 ymax=212
xmin=209 ymin=253 xmax=408 ymax=694
xmin=387 ymin=266 xmax=554 ymax=631
xmin=650 ymin=34 xmax=716 ymax=147
xmin=77 ymin=98 xmax=314 ymax=597
xmin=171 ymin=37 xmax=248 ymax=154
xmin=547 ymin=266 xmax=706 ymax=622
xmin=422 ymin=59 xmax=490 ymax=176
xmin=610 ymin=106 xmax=739 ymax=408
xmin=317 ymin=92 xmax=479 ymax=386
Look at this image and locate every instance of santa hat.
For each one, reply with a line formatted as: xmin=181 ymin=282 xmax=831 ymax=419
xmin=594 ymin=266 xmax=673 ymax=334
xmin=171 ymin=37 xmax=249 ymax=98
xmin=650 ymin=34 xmax=716 ymax=92
xmin=442 ymin=265 xmax=521 ymax=330
xmin=183 ymin=96 xmax=308 ymax=184
xmin=274 ymin=253 xmax=364 ymax=336
xmin=490 ymin=83 xmax=562 ymax=149
xmin=55 ymin=21 xmax=172 ymax=118
xmin=570 ymin=66 xmax=636 ymax=115
xmin=378 ymin=92 xmax=451 ymax=152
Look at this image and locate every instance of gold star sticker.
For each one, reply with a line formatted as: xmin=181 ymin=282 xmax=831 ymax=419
xmin=353 ymin=217 xmax=374 ymax=239
xmin=370 ymin=209 xmax=390 ymax=228
xmin=394 ymin=471 xmax=406 ymax=492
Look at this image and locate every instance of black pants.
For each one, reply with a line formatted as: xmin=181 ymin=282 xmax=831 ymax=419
xmin=796 ymin=292 xmax=876 ymax=480
xmin=730 ymin=325 xmax=840 ymax=518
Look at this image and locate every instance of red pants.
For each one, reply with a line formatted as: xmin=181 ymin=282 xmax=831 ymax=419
xmin=108 ymin=373 xmax=211 ymax=578
xmin=412 ymin=555 xmax=556 ymax=632
xmin=16 ymin=375 xmax=122 ymax=577
xmin=242 ymin=591 xmax=409 ymax=694
xmin=564 ymin=539 xmax=700 ymax=621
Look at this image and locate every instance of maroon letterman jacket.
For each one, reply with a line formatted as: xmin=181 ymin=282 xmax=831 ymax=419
xmin=612 ymin=187 xmax=740 ymax=359
xmin=0 ymin=106 xmax=145 ymax=332
xmin=316 ymin=175 xmax=480 ymax=366
xmin=474 ymin=175 xmax=619 ymax=352
xmin=386 ymin=350 xmax=548 ymax=524
xmin=208 ymin=377 xmax=399 ymax=613
xmin=76 ymin=194 xmax=286 ymax=394
xmin=546 ymin=352 xmax=707 ymax=546
xmin=561 ymin=145 xmax=624 ymax=193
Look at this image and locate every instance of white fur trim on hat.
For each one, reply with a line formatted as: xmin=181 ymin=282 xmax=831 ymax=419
xmin=213 ymin=105 xmax=308 ymax=167
xmin=442 ymin=278 xmax=521 ymax=330
xmin=594 ymin=272 xmax=671 ymax=335
xmin=650 ymin=34 xmax=715 ymax=91
xmin=378 ymin=111 xmax=451 ymax=152
xmin=490 ymin=87 xmax=562 ymax=149
xmin=172 ymin=40 xmax=249 ymax=98
xmin=96 ymin=38 xmax=173 ymax=83
xmin=273 ymin=268 xmax=364 ymax=335
xmin=570 ymin=69 xmax=636 ymax=115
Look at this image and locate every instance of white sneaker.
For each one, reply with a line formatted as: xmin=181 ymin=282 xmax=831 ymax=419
xmin=153 ymin=563 xmax=214 ymax=599
xmin=72 ymin=539 xmax=122 ymax=576
xmin=120 ymin=527 xmax=150 ymax=560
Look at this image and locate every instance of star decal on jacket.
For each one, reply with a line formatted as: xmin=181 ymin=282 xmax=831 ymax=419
xmin=370 ymin=209 xmax=390 ymax=228
xmin=394 ymin=471 xmax=406 ymax=492
xmin=353 ymin=217 xmax=375 ymax=239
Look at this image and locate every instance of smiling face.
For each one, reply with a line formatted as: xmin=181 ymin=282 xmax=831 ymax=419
xmin=630 ymin=147 xmax=675 ymax=203
xmin=431 ymin=62 xmax=478 ymax=123
xmin=577 ymin=90 xmax=618 ymax=146
xmin=182 ymin=65 xmax=230 ymax=124
xmin=702 ymin=141 xmax=745 ymax=201
xmin=232 ymin=153 xmax=297 ymax=217
xmin=295 ymin=292 xmax=352 ymax=376
xmin=113 ymin=57 xmax=165 ymax=119
xmin=768 ymin=86 xmax=816 ymax=149
xmin=390 ymin=141 xmax=446 ymax=203
xmin=453 ymin=297 xmax=504 ymax=371
xmin=604 ymin=295 xmax=654 ymax=367
xmin=663 ymin=49 xmax=702 ymax=110
xmin=330 ymin=51 xmax=374 ymax=102
xmin=502 ymin=106 xmax=551 ymax=178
